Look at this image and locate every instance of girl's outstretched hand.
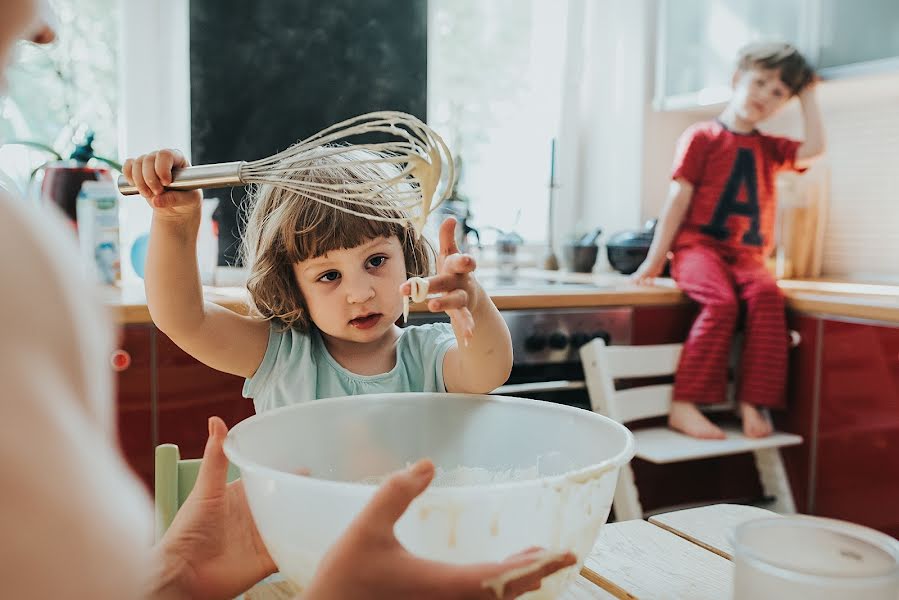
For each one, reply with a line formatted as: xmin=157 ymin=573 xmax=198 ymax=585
xmin=400 ymin=217 xmax=479 ymax=341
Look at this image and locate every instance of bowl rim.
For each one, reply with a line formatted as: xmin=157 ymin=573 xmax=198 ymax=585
xmin=223 ymin=392 xmax=636 ymax=493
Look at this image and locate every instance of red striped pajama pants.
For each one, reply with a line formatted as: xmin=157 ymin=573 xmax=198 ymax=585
xmin=670 ymin=244 xmax=787 ymax=408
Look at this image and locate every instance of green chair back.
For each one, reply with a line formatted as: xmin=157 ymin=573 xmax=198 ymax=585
xmin=154 ymin=443 xmax=240 ymax=541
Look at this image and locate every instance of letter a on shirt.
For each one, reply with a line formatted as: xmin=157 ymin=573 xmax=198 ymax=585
xmin=699 ymin=148 xmax=763 ymax=247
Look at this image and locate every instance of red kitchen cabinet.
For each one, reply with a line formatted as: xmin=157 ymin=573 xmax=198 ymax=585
xmin=774 ymin=313 xmax=820 ymax=513
xmin=814 ymin=319 xmax=899 ymax=537
xmin=631 ymin=304 xmax=698 ymax=345
xmin=114 ymin=324 xmax=155 ymax=489
xmin=156 ymin=332 xmax=255 ymax=461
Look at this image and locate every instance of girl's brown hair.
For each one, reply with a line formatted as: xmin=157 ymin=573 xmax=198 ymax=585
xmin=240 ymin=147 xmax=433 ymax=331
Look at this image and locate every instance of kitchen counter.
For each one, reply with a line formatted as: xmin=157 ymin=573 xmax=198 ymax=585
xmin=101 ymin=270 xmax=899 ymax=325
xmin=776 ymin=279 xmax=899 ymax=324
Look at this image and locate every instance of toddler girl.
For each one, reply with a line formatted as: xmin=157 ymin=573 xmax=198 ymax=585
xmin=123 ymin=147 xmax=513 ymax=413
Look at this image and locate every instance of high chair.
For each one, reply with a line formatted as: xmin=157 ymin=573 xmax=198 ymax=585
xmin=154 ymin=443 xmax=240 ymax=541
xmin=579 ymin=339 xmax=802 ymax=521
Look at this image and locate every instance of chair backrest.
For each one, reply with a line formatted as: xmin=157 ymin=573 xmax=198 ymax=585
xmin=580 ymin=339 xmax=683 ymax=425
xmin=155 ymin=443 xmax=240 ymax=541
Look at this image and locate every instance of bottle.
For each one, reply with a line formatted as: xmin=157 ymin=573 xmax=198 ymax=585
xmin=76 ymin=180 xmax=121 ymax=285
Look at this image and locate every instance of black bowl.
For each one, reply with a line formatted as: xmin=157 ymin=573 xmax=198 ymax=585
xmin=606 ymin=244 xmax=650 ymax=275
xmin=563 ymin=244 xmax=599 ymax=273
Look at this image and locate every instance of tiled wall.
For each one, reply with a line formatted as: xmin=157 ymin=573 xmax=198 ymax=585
xmin=812 ymin=95 xmax=899 ymax=280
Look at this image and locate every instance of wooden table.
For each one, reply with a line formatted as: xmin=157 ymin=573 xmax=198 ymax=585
xmin=246 ymin=504 xmax=776 ymax=599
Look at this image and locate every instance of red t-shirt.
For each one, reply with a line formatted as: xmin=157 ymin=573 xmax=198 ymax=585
xmin=671 ymin=120 xmax=803 ymax=257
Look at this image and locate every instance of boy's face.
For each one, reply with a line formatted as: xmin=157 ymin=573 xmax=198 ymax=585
xmin=730 ymin=67 xmax=793 ymax=124
xmin=292 ymin=236 xmax=408 ymax=344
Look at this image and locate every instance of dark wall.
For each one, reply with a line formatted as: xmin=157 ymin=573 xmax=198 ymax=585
xmin=189 ymin=0 xmax=427 ymax=264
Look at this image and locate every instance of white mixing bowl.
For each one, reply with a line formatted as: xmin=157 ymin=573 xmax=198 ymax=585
xmin=224 ymin=393 xmax=635 ymax=598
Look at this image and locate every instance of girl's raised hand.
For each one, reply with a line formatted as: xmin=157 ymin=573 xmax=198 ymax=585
xmin=400 ymin=217 xmax=479 ymax=341
xmin=122 ymin=149 xmax=202 ymax=223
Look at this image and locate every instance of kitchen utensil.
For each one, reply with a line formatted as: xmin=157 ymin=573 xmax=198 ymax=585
xmin=578 ymin=227 xmax=603 ymax=247
xmin=563 ymin=244 xmax=599 ymax=273
xmin=223 ymin=392 xmax=635 ymax=598
xmin=733 ymin=516 xmax=899 ymax=599
xmin=542 ymin=138 xmax=560 ymax=271
xmin=116 ymin=111 xmax=454 ymax=233
xmin=606 ymin=219 xmax=661 ymax=275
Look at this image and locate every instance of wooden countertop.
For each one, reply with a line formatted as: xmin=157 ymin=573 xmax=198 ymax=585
xmin=101 ymin=270 xmax=899 ymax=325
xmin=777 ymin=279 xmax=899 ymax=324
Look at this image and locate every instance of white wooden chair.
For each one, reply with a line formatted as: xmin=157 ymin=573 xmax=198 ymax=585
xmin=579 ymin=339 xmax=802 ymax=521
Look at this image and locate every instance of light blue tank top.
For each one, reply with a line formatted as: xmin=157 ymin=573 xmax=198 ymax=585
xmin=243 ymin=322 xmax=456 ymax=413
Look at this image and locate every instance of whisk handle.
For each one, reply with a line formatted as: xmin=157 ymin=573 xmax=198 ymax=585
xmin=117 ymin=161 xmax=246 ymax=195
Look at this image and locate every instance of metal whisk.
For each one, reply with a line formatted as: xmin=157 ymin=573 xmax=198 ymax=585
xmin=117 ymin=111 xmax=454 ymax=232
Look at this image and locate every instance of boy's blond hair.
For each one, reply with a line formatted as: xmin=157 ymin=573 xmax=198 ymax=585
xmin=737 ymin=42 xmax=816 ymax=95
xmin=240 ymin=147 xmax=433 ymax=331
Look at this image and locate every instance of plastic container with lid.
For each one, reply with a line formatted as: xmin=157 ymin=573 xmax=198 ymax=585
xmin=733 ymin=516 xmax=899 ymax=599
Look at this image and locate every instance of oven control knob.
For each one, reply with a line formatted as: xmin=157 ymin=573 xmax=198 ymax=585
xmin=548 ymin=331 xmax=568 ymax=350
xmin=570 ymin=332 xmax=591 ymax=348
xmin=591 ymin=331 xmax=611 ymax=345
xmin=524 ymin=334 xmax=547 ymax=352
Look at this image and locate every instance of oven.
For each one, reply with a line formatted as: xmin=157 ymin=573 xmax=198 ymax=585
xmin=407 ymin=307 xmax=633 ymax=410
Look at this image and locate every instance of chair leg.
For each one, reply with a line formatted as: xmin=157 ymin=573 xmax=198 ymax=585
xmin=753 ymin=448 xmax=797 ymax=514
xmin=612 ymin=464 xmax=644 ymax=521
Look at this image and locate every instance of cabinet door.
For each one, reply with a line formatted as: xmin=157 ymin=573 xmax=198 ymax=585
xmin=815 ymin=320 xmax=899 ymax=537
xmin=657 ymin=0 xmax=804 ymax=107
xmin=156 ymin=332 xmax=256 ymax=460
xmin=775 ymin=312 xmax=820 ymax=514
xmin=817 ymin=0 xmax=899 ymax=72
xmin=631 ymin=304 xmax=698 ymax=344
xmin=115 ymin=324 xmax=155 ymax=490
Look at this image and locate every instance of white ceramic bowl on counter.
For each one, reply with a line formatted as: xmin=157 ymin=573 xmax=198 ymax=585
xmin=224 ymin=393 xmax=635 ymax=598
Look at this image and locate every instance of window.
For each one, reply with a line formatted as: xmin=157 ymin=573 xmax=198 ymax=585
xmin=428 ymin=0 xmax=567 ymax=243
xmin=0 ymin=0 xmax=119 ymax=198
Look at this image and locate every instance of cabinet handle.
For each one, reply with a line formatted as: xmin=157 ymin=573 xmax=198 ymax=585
xmin=789 ymin=330 xmax=801 ymax=348
xmin=111 ymin=349 xmax=132 ymax=372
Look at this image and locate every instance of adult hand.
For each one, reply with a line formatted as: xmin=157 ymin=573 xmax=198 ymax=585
xmin=151 ymin=417 xmax=276 ymax=600
xmin=303 ymin=459 xmax=576 ymax=600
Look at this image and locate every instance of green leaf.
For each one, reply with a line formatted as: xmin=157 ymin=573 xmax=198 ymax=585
xmin=92 ymin=155 xmax=122 ymax=172
xmin=3 ymin=140 xmax=63 ymax=160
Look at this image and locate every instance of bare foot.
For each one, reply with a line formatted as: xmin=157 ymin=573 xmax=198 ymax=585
xmin=668 ymin=401 xmax=727 ymax=439
xmin=740 ymin=403 xmax=773 ymax=438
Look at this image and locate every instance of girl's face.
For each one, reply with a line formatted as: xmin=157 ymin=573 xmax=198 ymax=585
xmin=293 ymin=236 xmax=408 ymax=343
